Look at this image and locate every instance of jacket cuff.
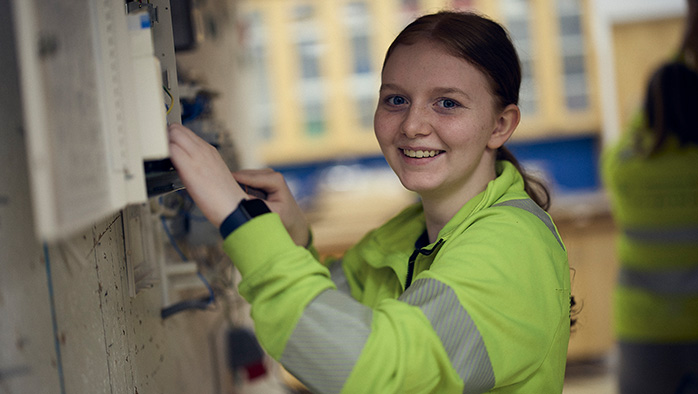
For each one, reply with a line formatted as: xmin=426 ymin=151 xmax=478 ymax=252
xmin=222 ymin=213 xmax=297 ymax=278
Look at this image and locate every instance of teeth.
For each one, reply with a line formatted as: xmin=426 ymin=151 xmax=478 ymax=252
xmin=403 ymin=149 xmax=440 ymax=158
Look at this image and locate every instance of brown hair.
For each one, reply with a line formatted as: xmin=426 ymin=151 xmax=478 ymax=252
xmin=643 ymin=61 xmax=698 ymax=156
xmin=382 ymin=11 xmax=550 ymax=210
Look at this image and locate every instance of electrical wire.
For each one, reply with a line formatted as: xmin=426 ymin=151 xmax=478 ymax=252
xmin=163 ymin=85 xmax=174 ymax=115
xmin=160 ymin=215 xmax=188 ymax=261
xmin=43 ymin=244 xmax=67 ymax=394
xmin=180 ymin=191 xmax=210 ymax=222
xmin=159 ymin=213 xmax=216 ymax=319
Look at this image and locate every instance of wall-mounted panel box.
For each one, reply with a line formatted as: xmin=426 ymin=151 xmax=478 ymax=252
xmin=11 ymin=0 xmax=183 ymax=242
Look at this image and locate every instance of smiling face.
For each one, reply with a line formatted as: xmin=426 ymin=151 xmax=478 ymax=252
xmin=374 ymin=39 xmax=516 ymax=205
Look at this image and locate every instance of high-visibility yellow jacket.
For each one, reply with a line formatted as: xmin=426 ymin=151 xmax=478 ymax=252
xmin=602 ymin=116 xmax=698 ymax=343
xmin=224 ymin=161 xmax=571 ymax=393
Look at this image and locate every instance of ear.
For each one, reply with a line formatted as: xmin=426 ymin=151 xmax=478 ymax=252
xmin=487 ymin=104 xmax=520 ymax=150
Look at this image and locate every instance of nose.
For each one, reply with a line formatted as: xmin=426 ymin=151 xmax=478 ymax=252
xmin=401 ymin=105 xmax=432 ymax=138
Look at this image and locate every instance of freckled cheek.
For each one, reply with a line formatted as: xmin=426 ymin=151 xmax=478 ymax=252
xmin=373 ymin=115 xmax=397 ymax=144
xmin=443 ymin=119 xmax=492 ymax=145
xmin=374 ymin=132 xmax=393 ymax=155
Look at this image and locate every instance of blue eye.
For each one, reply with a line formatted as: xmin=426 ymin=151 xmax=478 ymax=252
xmin=439 ymin=98 xmax=459 ymax=108
xmin=387 ymin=96 xmax=407 ymax=106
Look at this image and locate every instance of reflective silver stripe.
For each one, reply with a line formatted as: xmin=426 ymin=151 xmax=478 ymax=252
xmin=328 ymin=259 xmax=351 ymax=296
xmin=624 ymin=227 xmax=698 ymax=244
xmin=399 ymin=278 xmax=495 ymax=393
xmin=618 ymin=266 xmax=698 ymax=295
xmin=280 ymin=290 xmax=372 ymax=394
xmin=493 ymin=199 xmax=564 ymax=250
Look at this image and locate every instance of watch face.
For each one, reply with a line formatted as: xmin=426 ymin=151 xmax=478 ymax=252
xmin=241 ymin=199 xmax=271 ymax=217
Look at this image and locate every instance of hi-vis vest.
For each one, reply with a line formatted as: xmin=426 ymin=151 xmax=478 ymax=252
xmin=602 ymin=118 xmax=698 ymax=343
xmin=224 ymin=161 xmax=571 ymax=393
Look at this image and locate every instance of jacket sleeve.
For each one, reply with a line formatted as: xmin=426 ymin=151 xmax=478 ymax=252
xmin=223 ymin=213 xmax=463 ymax=393
xmin=223 ymin=213 xmax=336 ymax=360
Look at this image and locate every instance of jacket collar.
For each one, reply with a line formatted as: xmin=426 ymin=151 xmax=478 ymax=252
xmin=355 ymin=160 xmax=526 ymax=269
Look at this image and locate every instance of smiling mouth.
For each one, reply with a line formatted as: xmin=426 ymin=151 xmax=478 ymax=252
xmin=402 ymin=149 xmax=443 ymax=158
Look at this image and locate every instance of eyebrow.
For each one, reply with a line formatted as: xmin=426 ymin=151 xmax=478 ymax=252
xmin=379 ymin=84 xmax=471 ymax=100
xmin=432 ymin=87 xmax=471 ymax=100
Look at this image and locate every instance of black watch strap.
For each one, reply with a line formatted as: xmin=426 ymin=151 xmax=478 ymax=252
xmin=219 ymin=199 xmax=271 ymax=239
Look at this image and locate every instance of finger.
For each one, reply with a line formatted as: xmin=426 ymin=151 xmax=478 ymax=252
xmin=167 ymin=141 xmax=189 ymax=169
xmin=233 ymin=168 xmax=276 ymax=183
xmin=233 ymin=169 xmax=285 ymax=192
xmin=167 ymin=123 xmax=194 ymax=144
xmin=168 ymin=124 xmax=210 ymax=154
xmin=168 ymin=126 xmax=200 ymax=162
xmin=237 ymin=182 xmax=268 ymax=200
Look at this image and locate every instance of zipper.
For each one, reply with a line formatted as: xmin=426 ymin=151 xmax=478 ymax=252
xmin=405 ymin=239 xmax=444 ymax=290
xmin=405 ymin=250 xmax=420 ymax=290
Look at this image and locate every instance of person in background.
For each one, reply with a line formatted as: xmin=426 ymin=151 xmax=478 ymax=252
xmin=169 ymin=11 xmax=571 ymax=393
xmin=601 ymin=2 xmax=698 ymax=391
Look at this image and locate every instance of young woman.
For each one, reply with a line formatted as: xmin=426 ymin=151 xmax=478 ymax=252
xmin=169 ymin=11 xmax=571 ymax=393
xmin=602 ymin=2 xmax=698 ymax=391
xmin=602 ymin=61 xmax=698 ymax=394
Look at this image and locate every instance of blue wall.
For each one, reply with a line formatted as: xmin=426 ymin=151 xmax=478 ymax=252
xmin=274 ymin=133 xmax=601 ymax=203
xmin=507 ymin=134 xmax=601 ymax=194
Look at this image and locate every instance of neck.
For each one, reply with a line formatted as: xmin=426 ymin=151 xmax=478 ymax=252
xmin=420 ymin=155 xmax=497 ymax=243
xmin=422 ymin=197 xmax=468 ymax=244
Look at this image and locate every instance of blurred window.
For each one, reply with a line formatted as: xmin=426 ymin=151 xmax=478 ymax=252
xmin=292 ymin=3 xmax=326 ymax=137
xmin=556 ymin=0 xmax=589 ymax=110
xmin=242 ymin=10 xmax=274 ymax=141
xmin=343 ymin=1 xmax=376 ymax=129
xmin=501 ymin=0 xmax=539 ymax=115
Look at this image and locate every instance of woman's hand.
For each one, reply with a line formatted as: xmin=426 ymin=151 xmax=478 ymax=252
xmin=233 ymin=169 xmax=310 ymax=247
xmin=168 ymin=124 xmax=310 ymax=246
xmin=168 ymin=123 xmax=247 ymax=228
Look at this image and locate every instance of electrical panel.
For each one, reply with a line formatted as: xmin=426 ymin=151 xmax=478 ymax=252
xmin=11 ymin=0 xmax=182 ymax=242
xmin=11 ymin=0 xmax=226 ymax=313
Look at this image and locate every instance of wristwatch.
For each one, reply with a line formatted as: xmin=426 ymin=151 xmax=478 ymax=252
xmin=219 ymin=199 xmax=271 ymax=239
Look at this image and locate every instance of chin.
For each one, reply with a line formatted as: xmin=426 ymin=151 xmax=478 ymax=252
xmin=397 ymin=176 xmax=440 ymax=195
